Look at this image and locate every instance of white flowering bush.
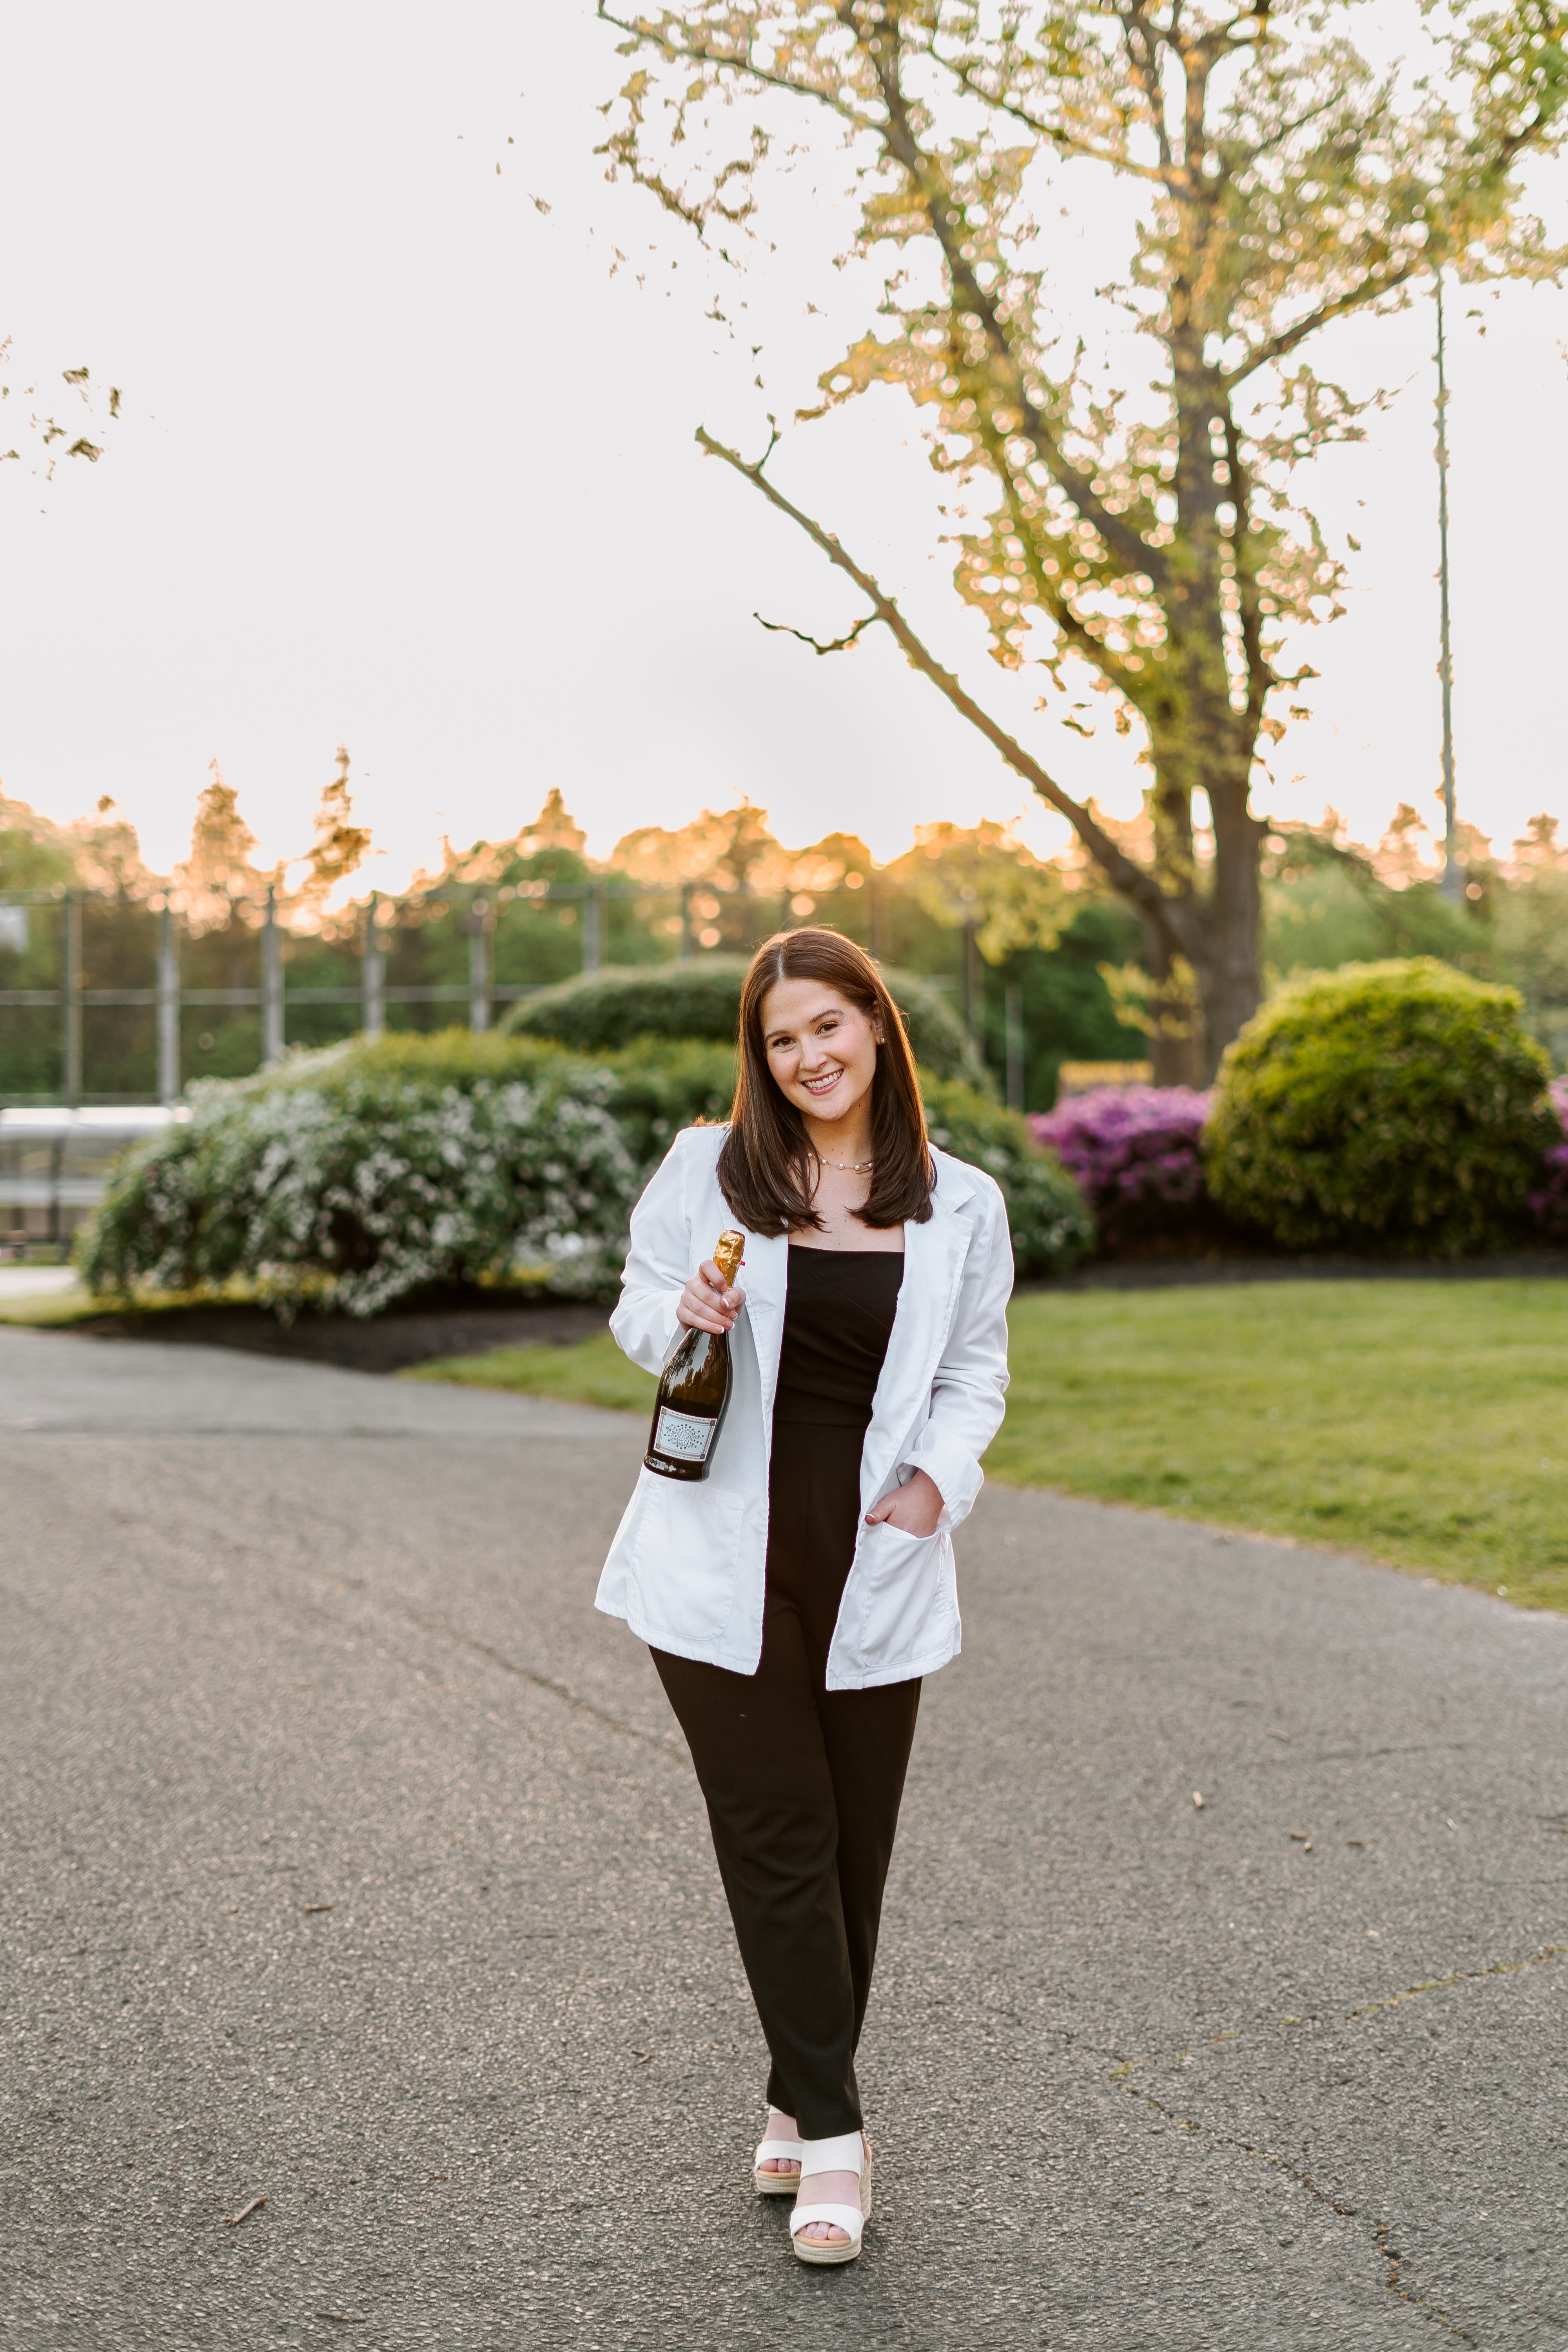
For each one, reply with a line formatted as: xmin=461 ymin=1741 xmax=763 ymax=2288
xmin=81 ymin=1042 xmax=640 ymax=1316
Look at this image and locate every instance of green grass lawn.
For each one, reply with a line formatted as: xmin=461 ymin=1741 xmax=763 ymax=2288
xmin=995 ymin=1281 xmax=1568 ymax=1612
xmin=406 ymin=1334 xmax=659 ymax=1415
xmin=410 ymin=1278 xmax=1568 ymax=1613
xmin=0 ymin=1288 xmax=104 ymax=1327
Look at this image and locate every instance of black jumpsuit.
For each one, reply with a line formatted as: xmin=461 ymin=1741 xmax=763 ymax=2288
xmin=651 ymin=1246 xmax=922 ymax=2140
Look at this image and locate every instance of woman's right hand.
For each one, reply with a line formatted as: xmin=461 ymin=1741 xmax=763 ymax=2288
xmin=676 ymin=1258 xmax=746 ymax=1335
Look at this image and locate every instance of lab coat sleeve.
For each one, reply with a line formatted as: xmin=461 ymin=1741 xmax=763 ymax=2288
xmin=608 ymin=1127 xmax=702 ymax=1377
xmin=900 ymin=1177 xmax=1013 ymax=1529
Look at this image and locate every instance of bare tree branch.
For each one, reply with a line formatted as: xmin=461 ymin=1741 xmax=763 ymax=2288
xmin=932 ymin=53 xmax=1167 ymax=185
xmin=755 ymin=609 xmax=879 ymax=656
xmin=1221 ymin=258 xmax=1431 ymax=389
xmin=596 ymin=6 xmax=875 ymax=132
xmin=697 ymin=425 xmax=1186 ymax=948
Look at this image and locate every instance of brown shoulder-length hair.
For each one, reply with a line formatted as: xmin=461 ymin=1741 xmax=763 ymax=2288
xmin=716 ymin=928 xmax=933 ymax=1236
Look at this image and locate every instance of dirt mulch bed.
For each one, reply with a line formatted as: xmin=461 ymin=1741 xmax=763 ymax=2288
xmin=63 ymin=1291 xmax=613 ymax=1375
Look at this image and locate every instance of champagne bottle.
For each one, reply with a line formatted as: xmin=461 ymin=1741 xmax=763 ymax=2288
xmin=644 ymin=1229 xmax=746 ymax=1483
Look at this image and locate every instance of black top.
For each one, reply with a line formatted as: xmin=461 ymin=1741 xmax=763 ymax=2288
xmin=772 ymin=1246 xmax=905 ymax=1430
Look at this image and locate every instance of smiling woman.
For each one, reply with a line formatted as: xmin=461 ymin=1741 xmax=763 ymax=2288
xmin=594 ymin=926 xmax=1013 ymax=2265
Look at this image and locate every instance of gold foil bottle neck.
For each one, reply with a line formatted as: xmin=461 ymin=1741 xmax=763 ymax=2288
xmin=713 ymin=1229 xmax=746 ymax=1285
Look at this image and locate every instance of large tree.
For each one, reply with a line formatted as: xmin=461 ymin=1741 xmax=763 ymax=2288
xmin=597 ymin=0 xmax=1568 ymax=1076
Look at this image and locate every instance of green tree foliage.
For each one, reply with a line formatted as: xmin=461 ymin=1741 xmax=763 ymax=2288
xmin=1261 ymin=810 xmax=1568 ymax=1073
xmin=1263 ymin=827 xmax=1489 ymax=979
xmin=0 ymin=347 xmax=121 ymax=476
xmin=1491 ymin=815 xmax=1568 ymax=1069
xmin=1206 ymin=959 xmax=1559 ymax=1254
xmin=881 ymin=818 xmax=1068 ymax=964
xmin=0 ymin=796 xmax=162 ymax=1097
xmin=597 ymin=0 xmax=1568 ymax=1077
xmin=980 ymin=898 xmax=1149 ymax=1107
xmin=298 ymin=747 xmax=374 ymax=904
xmin=13 ymin=769 xmax=1568 ymax=1109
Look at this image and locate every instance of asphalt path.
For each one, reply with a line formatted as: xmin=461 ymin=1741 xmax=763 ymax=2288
xmin=2 ymin=1324 xmax=1566 ymax=2352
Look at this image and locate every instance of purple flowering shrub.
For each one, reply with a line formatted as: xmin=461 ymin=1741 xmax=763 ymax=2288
xmin=1528 ymin=1076 xmax=1568 ymax=1242
xmin=1029 ymin=1085 xmax=1211 ymax=1240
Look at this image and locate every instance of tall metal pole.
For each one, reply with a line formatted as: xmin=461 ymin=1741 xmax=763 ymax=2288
xmin=156 ymin=898 xmax=180 ymax=1104
xmin=362 ymin=891 xmax=385 ymax=1039
xmin=261 ymin=887 xmax=284 ymax=1065
xmin=1435 ymin=275 xmax=1461 ymax=904
xmin=62 ymin=891 xmax=83 ymax=1107
xmin=963 ymin=914 xmax=982 ymax=1052
xmin=582 ymin=880 xmax=603 ymax=976
xmin=468 ymin=898 xmax=490 ymax=1031
xmin=1005 ymin=985 xmax=1025 ymax=1113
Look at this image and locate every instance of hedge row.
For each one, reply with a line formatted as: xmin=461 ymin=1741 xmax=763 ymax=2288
xmin=80 ymin=1030 xmax=1092 ymax=1315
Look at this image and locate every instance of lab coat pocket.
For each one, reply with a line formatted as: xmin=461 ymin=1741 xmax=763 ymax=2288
xmin=626 ymin=1474 xmax=745 ymax=1648
xmin=854 ymin=1518 xmax=955 ymax=1662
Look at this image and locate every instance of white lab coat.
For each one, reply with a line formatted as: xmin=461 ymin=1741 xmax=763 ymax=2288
xmin=594 ymin=1122 xmax=1012 ymax=1690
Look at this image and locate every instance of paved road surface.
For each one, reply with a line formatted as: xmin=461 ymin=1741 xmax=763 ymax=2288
xmin=2 ymin=1325 xmax=1565 ymax=2351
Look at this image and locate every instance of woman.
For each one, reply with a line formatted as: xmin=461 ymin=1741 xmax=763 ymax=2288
xmin=595 ymin=928 xmax=1011 ymax=2265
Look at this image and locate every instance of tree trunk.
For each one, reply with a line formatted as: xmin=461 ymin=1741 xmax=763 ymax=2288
xmin=1139 ymin=912 xmax=1208 ymax=1088
xmin=1199 ymin=768 xmax=1267 ymax=1080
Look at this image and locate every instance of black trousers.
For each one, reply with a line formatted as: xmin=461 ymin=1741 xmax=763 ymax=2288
xmin=651 ymin=1582 xmax=920 ymax=2140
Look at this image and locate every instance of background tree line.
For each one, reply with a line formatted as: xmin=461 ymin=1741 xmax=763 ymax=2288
xmin=2 ymin=763 xmax=1566 ymax=1110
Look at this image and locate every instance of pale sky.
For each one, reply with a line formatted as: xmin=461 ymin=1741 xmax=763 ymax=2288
xmin=0 ymin=3 xmax=1564 ymax=894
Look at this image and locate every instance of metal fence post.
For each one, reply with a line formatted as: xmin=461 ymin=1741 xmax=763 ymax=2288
xmin=583 ymin=881 xmax=602 ymax=976
xmin=679 ymin=882 xmax=693 ymax=960
xmin=261 ymin=887 xmax=284 ymax=1065
xmin=63 ymin=892 xmax=83 ymax=1107
xmin=866 ymin=873 xmax=881 ymax=962
xmin=157 ymin=899 xmax=180 ymax=1104
xmin=1005 ymin=985 xmax=1025 ymax=1112
xmin=469 ymin=899 xmax=490 ymax=1031
xmin=362 ymin=891 xmax=385 ymax=1038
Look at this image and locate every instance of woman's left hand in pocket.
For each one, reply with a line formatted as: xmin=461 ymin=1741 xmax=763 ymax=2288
xmin=864 ymin=1469 xmax=944 ymax=1538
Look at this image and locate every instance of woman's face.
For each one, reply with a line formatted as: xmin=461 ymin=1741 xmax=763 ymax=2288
xmin=759 ymin=977 xmax=882 ymax=1132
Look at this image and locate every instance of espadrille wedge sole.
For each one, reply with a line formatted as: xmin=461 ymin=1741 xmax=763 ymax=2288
xmin=789 ymin=2133 xmax=872 ymax=2267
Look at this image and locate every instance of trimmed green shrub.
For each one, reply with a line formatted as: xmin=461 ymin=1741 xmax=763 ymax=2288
xmin=503 ymin=954 xmax=987 ymax=1085
xmin=321 ymin=1028 xmax=741 ymax=1183
xmin=310 ymin=1028 xmax=575 ymax=1091
xmin=922 ymin=1074 xmax=1095 ymax=1278
xmin=595 ymin=1038 xmax=737 ymax=1169
xmin=1206 ymin=959 xmax=1558 ymax=1256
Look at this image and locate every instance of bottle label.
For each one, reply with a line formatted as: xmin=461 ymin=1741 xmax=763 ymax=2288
xmin=652 ymin=1406 xmax=718 ymax=1464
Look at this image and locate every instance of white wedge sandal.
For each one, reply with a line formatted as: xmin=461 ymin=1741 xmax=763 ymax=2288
xmin=789 ymin=2130 xmax=872 ymax=2266
xmin=752 ymin=2120 xmax=806 ymax=2196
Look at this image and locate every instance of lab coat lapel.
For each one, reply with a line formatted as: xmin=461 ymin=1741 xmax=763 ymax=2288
xmin=736 ymin=1225 xmax=788 ymax=1434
